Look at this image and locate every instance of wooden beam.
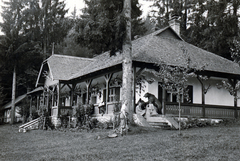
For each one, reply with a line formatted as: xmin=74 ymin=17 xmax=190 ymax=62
xmin=62 ymin=64 xmax=122 ymax=85
xmin=136 ymin=67 xmax=144 ymax=76
xmin=197 ymin=76 xmax=205 ymax=118
xmin=85 ymin=79 xmax=92 ymax=104
xmin=104 ymin=73 xmax=113 ymax=114
xmin=162 ymin=88 xmax=166 ymax=115
xmin=132 ymin=66 xmax=136 ymax=113
xmin=233 ymin=79 xmax=238 ymax=118
xmin=70 ymin=83 xmax=76 ymax=106
xmin=60 ymin=84 xmax=66 ymax=90
xmin=29 ymin=96 xmax=32 ymax=120
xmin=57 ymin=83 xmax=60 ymax=117
xmin=46 ymin=88 xmax=49 ymax=112
xmin=37 ymin=96 xmax=39 ymax=111
xmin=66 ymin=84 xmax=72 ymax=90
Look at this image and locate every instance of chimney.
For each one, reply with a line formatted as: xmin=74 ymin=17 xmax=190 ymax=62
xmin=169 ymin=16 xmax=181 ymax=36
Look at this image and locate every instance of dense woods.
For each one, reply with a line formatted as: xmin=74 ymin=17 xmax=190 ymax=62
xmin=0 ymin=0 xmax=239 ymax=112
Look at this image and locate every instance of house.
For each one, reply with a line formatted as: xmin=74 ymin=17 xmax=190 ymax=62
xmin=1 ymin=87 xmax=44 ymax=123
xmin=1 ymin=94 xmax=26 ymax=123
xmin=35 ymin=18 xmax=240 ymax=126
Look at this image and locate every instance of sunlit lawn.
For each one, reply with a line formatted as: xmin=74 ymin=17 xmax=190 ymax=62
xmin=0 ymin=123 xmax=239 ymax=161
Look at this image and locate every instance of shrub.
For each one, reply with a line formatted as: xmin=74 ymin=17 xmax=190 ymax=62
xmin=72 ymin=103 xmax=95 ymax=128
xmin=179 ymin=117 xmax=214 ymax=129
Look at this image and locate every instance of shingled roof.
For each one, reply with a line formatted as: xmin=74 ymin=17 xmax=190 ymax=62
xmin=2 ymin=94 xmax=27 ymax=110
xmin=69 ymin=26 xmax=240 ymax=80
xmin=36 ymin=54 xmax=94 ymax=84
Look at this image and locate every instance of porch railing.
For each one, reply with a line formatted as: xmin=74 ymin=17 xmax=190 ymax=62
xmin=166 ymin=103 xmax=239 ymax=119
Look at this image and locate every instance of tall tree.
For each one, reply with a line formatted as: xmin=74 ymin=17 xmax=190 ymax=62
xmin=151 ymin=0 xmax=240 ymax=60
xmin=0 ymin=0 xmax=43 ymax=123
xmin=151 ymin=0 xmax=191 ymax=30
xmin=122 ymin=0 xmax=133 ymax=122
xmin=186 ymin=0 xmax=240 ymax=59
xmin=0 ymin=0 xmax=27 ymax=124
xmin=39 ymin=0 xmax=68 ymax=59
xmin=77 ymin=0 xmax=146 ymax=56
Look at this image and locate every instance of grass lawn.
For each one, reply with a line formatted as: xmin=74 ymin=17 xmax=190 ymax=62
xmin=0 ymin=123 xmax=239 ymax=161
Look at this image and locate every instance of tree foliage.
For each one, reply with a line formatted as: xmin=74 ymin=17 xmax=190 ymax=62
xmin=150 ymin=0 xmax=240 ymax=60
xmin=76 ymin=0 xmax=146 ymax=56
xmin=0 ymin=0 xmax=69 ymax=107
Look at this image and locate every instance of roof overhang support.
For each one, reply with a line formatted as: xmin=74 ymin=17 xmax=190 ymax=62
xmin=228 ymin=78 xmax=238 ymax=119
xmin=132 ymin=65 xmax=136 ymax=113
xmin=70 ymin=83 xmax=76 ymax=107
xmin=57 ymin=83 xmax=60 ymax=116
xmin=104 ymin=73 xmax=113 ymax=114
xmin=85 ymin=79 xmax=92 ymax=104
xmin=197 ymin=75 xmax=208 ymax=118
xmin=63 ymin=64 xmax=122 ymax=85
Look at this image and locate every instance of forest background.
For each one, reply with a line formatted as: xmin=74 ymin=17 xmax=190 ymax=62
xmin=0 ymin=0 xmax=239 ymax=111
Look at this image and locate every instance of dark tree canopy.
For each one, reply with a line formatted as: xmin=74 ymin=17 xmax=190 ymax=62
xmin=77 ymin=0 xmax=147 ymax=56
xmin=0 ymin=0 xmax=69 ymax=107
xmin=150 ymin=0 xmax=240 ymax=60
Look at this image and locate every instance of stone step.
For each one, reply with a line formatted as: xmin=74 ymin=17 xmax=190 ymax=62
xmin=147 ymin=116 xmax=179 ymax=130
xmin=148 ymin=122 xmax=168 ymax=126
xmin=149 ymin=122 xmax=172 ymax=130
xmin=151 ymin=125 xmax=172 ymax=130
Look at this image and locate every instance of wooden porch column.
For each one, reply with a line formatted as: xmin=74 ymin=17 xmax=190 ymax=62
xmin=46 ymin=88 xmax=49 ymax=112
xmin=85 ymin=79 xmax=92 ymax=104
xmin=29 ymin=96 xmax=32 ymax=120
xmin=228 ymin=78 xmax=238 ymax=119
xmin=57 ymin=83 xmax=60 ymax=116
xmin=233 ymin=79 xmax=238 ymax=118
xmin=104 ymin=73 xmax=113 ymax=114
xmin=162 ymin=88 xmax=166 ymax=115
xmin=37 ymin=95 xmax=39 ymax=111
xmin=197 ymin=76 xmax=206 ymax=118
xmin=132 ymin=66 xmax=136 ymax=113
xmin=70 ymin=83 xmax=76 ymax=106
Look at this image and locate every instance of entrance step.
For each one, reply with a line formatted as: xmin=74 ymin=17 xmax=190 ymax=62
xmin=147 ymin=115 xmax=179 ymax=129
xmin=148 ymin=122 xmax=172 ymax=130
xmin=19 ymin=117 xmax=41 ymax=132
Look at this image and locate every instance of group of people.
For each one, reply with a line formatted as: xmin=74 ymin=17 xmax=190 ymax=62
xmin=100 ymin=93 xmax=162 ymax=136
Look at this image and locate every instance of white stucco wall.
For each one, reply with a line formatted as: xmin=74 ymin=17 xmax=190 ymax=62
xmin=187 ymin=77 xmax=202 ymax=104
xmin=134 ymin=77 xmax=237 ymax=107
xmin=148 ymin=81 xmax=159 ymax=98
xmin=205 ymin=78 xmax=234 ymax=106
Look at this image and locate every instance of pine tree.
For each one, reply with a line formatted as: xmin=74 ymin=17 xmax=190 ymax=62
xmin=0 ymin=0 xmax=26 ymax=124
xmin=77 ymin=0 xmax=146 ymax=56
xmin=0 ymin=0 xmax=44 ymax=123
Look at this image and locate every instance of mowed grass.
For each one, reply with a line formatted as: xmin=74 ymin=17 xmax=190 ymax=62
xmin=0 ymin=123 xmax=240 ymax=161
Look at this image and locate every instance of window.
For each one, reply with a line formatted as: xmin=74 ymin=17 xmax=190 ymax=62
xmin=161 ymin=85 xmax=193 ymax=103
xmin=91 ymin=95 xmax=97 ymax=104
xmin=82 ymin=93 xmax=87 ymax=104
xmin=103 ymin=87 xmax=120 ymax=102
xmin=185 ymin=86 xmax=193 ymax=103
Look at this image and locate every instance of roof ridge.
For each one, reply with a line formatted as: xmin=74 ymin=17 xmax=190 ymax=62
xmin=51 ymin=54 xmax=95 ymax=61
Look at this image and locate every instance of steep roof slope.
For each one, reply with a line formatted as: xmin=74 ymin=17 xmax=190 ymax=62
xmin=36 ymin=54 xmax=95 ymax=84
xmin=132 ymin=28 xmax=240 ymax=75
xmin=69 ymin=26 xmax=240 ymax=80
